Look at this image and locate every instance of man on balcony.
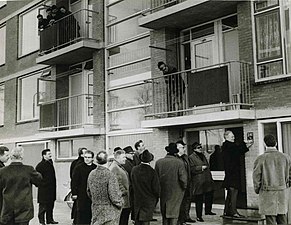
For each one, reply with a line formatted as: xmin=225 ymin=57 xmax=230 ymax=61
xmin=158 ymin=62 xmax=185 ymax=114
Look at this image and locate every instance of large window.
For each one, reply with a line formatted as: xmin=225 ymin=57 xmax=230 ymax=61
xmin=57 ymin=137 xmax=94 ymax=159
xmin=19 ymin=6 xmax=40 ymax=56
xmin=17 ymin=72 xmax=42 ymax=122
xmin=0 ymin=83 xmax=4 ymax=125
xmin=0 ymin=25 xmax=6 ymax=66
xmin=260 ymin=118 xmax=291 ymax=155
xmin=253 ymin=0 xmax=291 ymax=80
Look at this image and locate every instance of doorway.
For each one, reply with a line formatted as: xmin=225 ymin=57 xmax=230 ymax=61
xmin=185 ymin=125 xmax=247 ymax=208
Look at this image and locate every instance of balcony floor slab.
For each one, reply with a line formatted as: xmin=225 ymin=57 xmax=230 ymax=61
xmin=141 ymin=109 xmax=256 ymax=128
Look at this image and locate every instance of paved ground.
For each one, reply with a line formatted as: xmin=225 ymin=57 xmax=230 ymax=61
xmin=31 ymin=201 xmax=260 ymax=225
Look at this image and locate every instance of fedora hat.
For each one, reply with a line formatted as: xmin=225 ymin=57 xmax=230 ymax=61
xmin=165 ymin=143 xmax=178 ymax=154
xmin=139 ymin=149 xmax=154 ymax=163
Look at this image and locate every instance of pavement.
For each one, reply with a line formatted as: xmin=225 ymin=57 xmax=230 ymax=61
xmin=30 ymin=201 xmax=260 ymax=225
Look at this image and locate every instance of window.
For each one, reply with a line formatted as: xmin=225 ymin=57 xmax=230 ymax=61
xmin=260 ymin=119 xmax=291 ymax=155
xmin=17 ymin=72 xmax=42 ymax=122
xmin=0 ymin=25 xmax=6 ymax=66
xmin=57 ymin=137 xmax=94 ymax=159
xmin=19 ymin=6 xmax=40 ymax=56
xmin=253 ymin=1 xmax=291 ymax=80
xmin=0 ymin=83 xmax=4 ymax=125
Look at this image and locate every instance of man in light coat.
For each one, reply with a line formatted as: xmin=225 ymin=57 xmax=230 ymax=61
xmin=155 ymin=143 xmax=187 ymax=225
xmin=109 ymin=149 xmax=130 ymax=225
xmin=253 ymin=134 xmax=291 ymax=225
xmin=87 ymin=151 xmax=123 ymax=225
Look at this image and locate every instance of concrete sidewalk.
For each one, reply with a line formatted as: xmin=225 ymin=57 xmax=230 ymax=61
xmin=31 ymin=201 xmax=259 ymax=225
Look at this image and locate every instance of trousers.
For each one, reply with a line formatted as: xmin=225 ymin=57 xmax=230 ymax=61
xmin=38 ymin=201 xmax=55 ymax=223
xmin=194 ymin=191 xmax=214 ymax=218
xmin=224 ymin=187 xmax=238 ymax=216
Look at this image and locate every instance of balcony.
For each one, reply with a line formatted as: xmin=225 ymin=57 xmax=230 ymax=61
xmin=142 ymin=61 xmax=255 ymax=128
xmin=39 ymin=94 xmax=98 ymax=131
xmin=36 ymin=9 xmax=103 ymax=65
xmin=139 ymin=0 xmax=239 ymax=29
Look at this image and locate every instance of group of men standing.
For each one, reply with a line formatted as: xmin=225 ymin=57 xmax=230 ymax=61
xmin=0 ymin=147 xmax=58 ymax=225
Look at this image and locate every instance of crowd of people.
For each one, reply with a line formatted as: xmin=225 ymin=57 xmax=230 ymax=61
xmin=0 ymin=131 xmax=290 ymax=225
xmin=37 ymin=5 xmax=71 ymax=30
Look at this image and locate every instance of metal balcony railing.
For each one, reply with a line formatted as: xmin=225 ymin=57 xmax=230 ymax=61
xmin=39 ymin=94 xmax=97 ymax=130
xmin=144 ymin=61 xmax=253 ymax=119
xmin=150 ymin=0 xmax=187 ymax=13
xmin=39 ymin=9 xmax=98 ymax=55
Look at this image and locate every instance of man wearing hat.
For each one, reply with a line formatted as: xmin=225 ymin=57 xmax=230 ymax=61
xmin=131 ymin=150 xmax=160 ymax=225
xmin=155 ymin=143 xmax=187 ymax=225
xmin=189 ymin=142 xmax=215 ymax=222
xmin=176 ymin=140 xmax=195 ymax=225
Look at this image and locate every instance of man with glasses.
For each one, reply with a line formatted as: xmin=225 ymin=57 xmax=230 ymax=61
xmin=71 ymin=150 xmax=97 ymax=225
xmin=157 ymin=61 xmax=185 ymax=113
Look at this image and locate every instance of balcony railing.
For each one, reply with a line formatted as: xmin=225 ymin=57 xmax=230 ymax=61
xmin=144 ymin=61 xmax=253 ymax=119
xmin=150 ymin=0 xmax=187 ymax=13
xmin=39 ymin=94 xmax=97 ymax=130
xmin=39 ymin=9 xmax=98 ymax=55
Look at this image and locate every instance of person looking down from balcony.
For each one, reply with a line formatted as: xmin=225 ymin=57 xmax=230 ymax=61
xmin=157 ymin=61 xmax=185 ymax=113
xmin=37 ymin=14 xmax=48 ymax=31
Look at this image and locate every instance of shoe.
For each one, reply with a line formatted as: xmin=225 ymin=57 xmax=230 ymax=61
xmin=47 ymin=221 xmax=59 ymax=224
xmin=205 ymin=212 xmax=216 ymax=215
xmin=196 ymin=217 xmax=204 ymax=222
xmin=185 ymin=218 xmax=196 ymax=223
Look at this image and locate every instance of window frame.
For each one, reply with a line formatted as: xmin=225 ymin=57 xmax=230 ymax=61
xmin=18 ymin=5 xmax=41 ymax=57
xmin=252 ymin=1 xmax=291 ymax=82
xmin=17 ymin=72 xmax=42 ymax=123
xmin=0 ymin=24 xmax=6 ymax=66
xmin=0 ymin=83 xmax=4 ymax=126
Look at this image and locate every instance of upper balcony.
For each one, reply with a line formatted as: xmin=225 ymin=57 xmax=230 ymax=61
xmin=139 ymin=0 xmax=239 ymax=29
xmin=142 ymin=61 xmax=255 ymax=128
xmin=36 ymin=9 xmax=103 ymax=65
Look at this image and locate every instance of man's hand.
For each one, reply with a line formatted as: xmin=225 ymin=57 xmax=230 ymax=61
xmin=72 ymin=195 xmax=77 ymax=200
xmin=202 ymin=165 xmax=207 ymax=171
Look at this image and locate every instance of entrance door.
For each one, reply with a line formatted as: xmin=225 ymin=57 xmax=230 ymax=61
xmin=185 ymin=126 xmax=247 ymax=208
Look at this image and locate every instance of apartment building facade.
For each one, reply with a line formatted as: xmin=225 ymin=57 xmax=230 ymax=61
xmin=1 ymin=0 xmax=291 ymax=217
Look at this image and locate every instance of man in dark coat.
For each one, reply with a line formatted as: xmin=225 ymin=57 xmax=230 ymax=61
xmin=133 ymin=140 xmax=145 ymax=166
xmin=0 ymin=147 xmax=42 ymax=225
xmin=158 ymin=61 xmax=185 ymax=112
xmin=189 ymin=142 xmax=215 ymax=222
xmin=71 ymin=150 xmax=96 ymax=225
xmin=36 ymin=149 xmax=58 ymax=225
xmin=131 ymin=150 xmax=160 ymax=225
xmin=176 ymin=140 xmax=196 ymax=225
xmin=0 ymin=145 xmax=9 ymax=168
xmin=70 ymin=147 xmax=87 ymax=223
xmin=155 ymin=143 xmax=187 ymax=225
xmin=222 ymin=130 xmax=253 ymax=217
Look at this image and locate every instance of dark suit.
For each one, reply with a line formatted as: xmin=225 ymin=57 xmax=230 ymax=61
xmin=36 ymin=159 xmax=57 ymax=224
xmin=70 ymin=156 xmax=84 ymax=221
xmin=0 ymin=162 xmax=42 ymax=225
xmin=222 ymin=140 xmax=248 ymax=216
xmin=131 ymin=163 xmax=160 ymax=224
xmin=71 ymin=163 xmax=96 ymax=225
xmin=177 ymin=154 xmax=192 ymax=223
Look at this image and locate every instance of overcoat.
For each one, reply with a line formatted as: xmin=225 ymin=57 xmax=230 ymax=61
xmin=253 ymin=147 xmax=291 ymax=215
xmin=222 ymin=140 xmax=248 ymax=190
xmin=70 ymin=156 xmax=84 ymax=179
xmin=131 ymin=163 xmax=160 ymax=221
xmin=109 ymin=160 xmax=130 ymax=208
xmin=71 ymin=163 xmax=97 ymax=223
xmin=36 ymin=159 xmax=57 ymax=203
xmin=155 ymin=154 xmax=187 ymax=218
xmin=188 ymin=151 xmax=214 ymax=195
xmin=0 ymin=162 xmax=42 ymax=224
xmin=87 ymin=166 xmax=123 ymax=225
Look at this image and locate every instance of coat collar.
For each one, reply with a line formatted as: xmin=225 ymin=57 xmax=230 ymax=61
xmin=265 ymin=147 xmax=278 ymax=153
xmin=9 ymin=162 xmax=23 ymax=166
